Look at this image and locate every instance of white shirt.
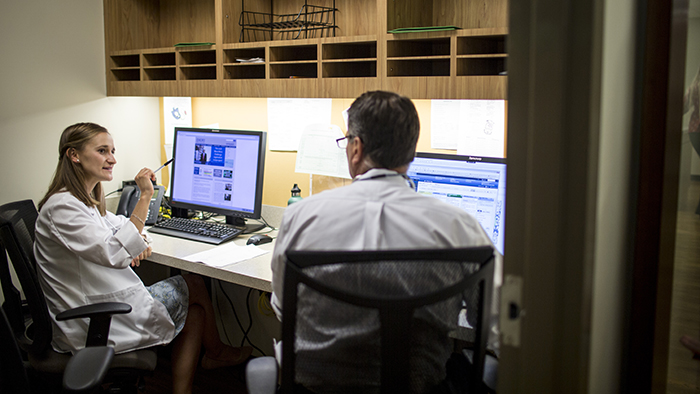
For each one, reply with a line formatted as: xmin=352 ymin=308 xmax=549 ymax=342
xmin=34 ymin=192 xmax=176 ymax=354
xmin=271 ymin=169 xmax=502 ymax=393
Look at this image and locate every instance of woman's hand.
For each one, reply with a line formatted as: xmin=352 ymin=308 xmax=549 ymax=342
xmin=131 ymin=245 xmax=152 ymax=267
xmin=134 ymin=168 xmax=156 ymax=198
xmin=129 ymin=167 xmax=156 ymax=232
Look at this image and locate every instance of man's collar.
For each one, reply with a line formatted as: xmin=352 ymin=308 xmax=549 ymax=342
xmin=354 ymin=168 xmax=399 ymax=181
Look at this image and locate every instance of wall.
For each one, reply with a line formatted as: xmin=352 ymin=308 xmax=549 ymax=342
xmin=0 ymin=1 xmax=161 ymax=207
xmin=187 ymin=98 xmax=461 ymax=207
xmin=588 ymin=0 xmax=637 ymax=391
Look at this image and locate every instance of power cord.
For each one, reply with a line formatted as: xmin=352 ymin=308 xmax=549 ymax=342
xmin=105 ymin=188 xmax=123 ymax=198
xmin=217 ymin=281 xmax=266 ymax=356
xmin=257 ymin=292 xmax=275 ymax=317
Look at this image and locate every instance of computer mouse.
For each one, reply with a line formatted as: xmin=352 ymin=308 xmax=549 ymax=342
xmin=247 ymin=234 xmax=273 ymax=246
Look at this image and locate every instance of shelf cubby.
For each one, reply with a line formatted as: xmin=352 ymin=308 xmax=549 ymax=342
xmin=111 ymin=68 xmax=140 ymax=81
xmin=223 ymin=47 xmax=266 ymax=63
xmin=143 ymin=52 xmax=176 ymax=67
xmin=269 ymin=44 xmax=317 ymax=62
xmin=322 ymin=61 xmax=376 ymax=78
xmin=225 ymin=64 xmax=266 ymax=79
xmin=270 ymin=62 xmax=317 ymax=79
xmin=322 ymin=41 xmax=376 ymax=60
xmin=144 ymin=67 xmax=176 ymax=81
xmin=458 ymin=35 xmax=507 ymax=56
xmin=457 ymin=57 xmax=507 ymax=76
xmin=180 ymin=66 xmax=217 ymax=80
xmin=387 ymin=58 xmax=450 ymax=77
xmin=179 ymin=50 xmax=217 ymax=66
xmin=110 ymin=54 xmax=139 ymax=68
xmin=387 ymin=38 xmax=450 ymax=58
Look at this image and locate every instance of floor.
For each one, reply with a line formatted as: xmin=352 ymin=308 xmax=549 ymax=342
xmin=668 ymin=178 xmax=700 ymax=393
xmin=139 ymin=346 xmax=250 ymax=394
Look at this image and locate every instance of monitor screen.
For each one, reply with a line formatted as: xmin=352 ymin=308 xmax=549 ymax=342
xmin=406 ymin=153 xmax=506 ymax=255
xmin=169 ymin=127 xmax=267 ymax=222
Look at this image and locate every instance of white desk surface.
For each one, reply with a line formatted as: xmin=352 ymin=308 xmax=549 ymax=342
xmin=143 ymin=205 xmax=285 ymax=293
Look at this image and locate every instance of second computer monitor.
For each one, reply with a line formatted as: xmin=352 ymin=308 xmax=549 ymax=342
xmin=406 ymin=152 xmax=506 ymax=255
xmin=170 ymin=127 xmax=267 ymax=229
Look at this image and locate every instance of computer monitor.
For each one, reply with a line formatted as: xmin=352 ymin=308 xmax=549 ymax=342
xmin=169 ymin=127 xmax=267 ymax=232
xmin=406 ymin=152 xmax=506 ymax=255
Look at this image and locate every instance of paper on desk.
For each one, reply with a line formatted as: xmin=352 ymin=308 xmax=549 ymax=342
xmin=183 ymin=243 xmax=269 ymax=268
xmin=295 ymin=124 xmax=351 ymax=179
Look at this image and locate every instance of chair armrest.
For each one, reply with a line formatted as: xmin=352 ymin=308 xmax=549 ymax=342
xmin=56 ymin=302 xmax=132 ymax=347
xmin=63 ymin=346 xmax=115 ymax=393
xmin=55 ymin=302 xmax=131 ymax=321
xmin=246 ymin=356 xmax=279 ymax=394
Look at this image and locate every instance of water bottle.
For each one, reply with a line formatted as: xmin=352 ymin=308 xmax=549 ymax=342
xmin=287 ymin=184 xmax=303 ymax=206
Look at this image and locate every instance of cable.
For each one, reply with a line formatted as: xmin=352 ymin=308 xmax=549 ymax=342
xmin=105 ymin=188 xmax=123 ymax=198
xmin=258 ymin=291 xmax=275 ymax=316
xmin=258 ymin=215 xmax=276 ymax=232
xmin=242 ymin=288 xmax=254 ymax=347
xmin=214 ymin=280 xmax=235 ymax=347
xmin=217 ymin=281 xmax=266 ymax=356
xmin=218 ymin=280 xmax=246 ymax=335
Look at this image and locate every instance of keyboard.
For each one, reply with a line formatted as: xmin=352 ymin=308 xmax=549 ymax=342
xmin=148 ymin=217 xmax=243 ymax=245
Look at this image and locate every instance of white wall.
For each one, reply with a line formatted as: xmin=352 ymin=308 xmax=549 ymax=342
xmin=588 ymin=0 xmax=637 ymax=392
xmin=0 ymin=1 xmax=160 ymax=206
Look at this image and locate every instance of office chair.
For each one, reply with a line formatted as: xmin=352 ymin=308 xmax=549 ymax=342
xmin=0 ymin=199 xmax=158 ymax=393
xmin=1 ymin=299 xmax=118 ymax=393
xmin=246 ymin=246 xmax=497 ymax=394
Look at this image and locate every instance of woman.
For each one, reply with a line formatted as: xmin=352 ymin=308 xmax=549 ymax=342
xmin=34 ymin=122 xmax=252 ymax=394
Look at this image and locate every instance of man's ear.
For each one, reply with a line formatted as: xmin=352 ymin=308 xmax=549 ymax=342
xmin=348 ymin=136 xmax=363 ymax=166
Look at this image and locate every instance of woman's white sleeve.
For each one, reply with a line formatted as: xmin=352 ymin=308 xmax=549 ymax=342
xmin=46 ymin=200 xmax=147 ymax=268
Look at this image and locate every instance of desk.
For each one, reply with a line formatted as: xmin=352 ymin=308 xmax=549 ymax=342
xmin=143 ymin=205 xmax=284 ymax=293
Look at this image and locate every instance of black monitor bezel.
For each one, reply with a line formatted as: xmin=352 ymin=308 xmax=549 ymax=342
xmin=169 ymin=127 xmax=267 ymax=221
xmin=413 ymin=152 xmax=507 ymax=165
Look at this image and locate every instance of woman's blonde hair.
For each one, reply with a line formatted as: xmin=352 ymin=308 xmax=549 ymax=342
xmin=38 ymin=122 xmax=109 ymax=215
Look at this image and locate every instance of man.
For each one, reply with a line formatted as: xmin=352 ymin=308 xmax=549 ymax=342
xmin=270 ymin=91 xmax=501 ymax=393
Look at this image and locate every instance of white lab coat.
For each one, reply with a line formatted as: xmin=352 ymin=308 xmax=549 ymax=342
xmin=34 ymin=191 xmax=176 ymax=354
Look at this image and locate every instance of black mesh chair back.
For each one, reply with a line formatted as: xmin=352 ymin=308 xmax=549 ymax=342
xmin=281 ymin=246 xmax=495 ymax=394
xmin=0 ymin=199 xmax=52 ymax=355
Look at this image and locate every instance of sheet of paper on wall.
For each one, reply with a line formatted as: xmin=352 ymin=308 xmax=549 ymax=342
xmin=430 ymin=100 xmax=462 ymax=150
xmin=163 ymin=97 xmax=192 ymax=145
xmin=457 ymin=100 xmax=506 ymax=158
xmin=267 ymin=98 xmax=332 ymax=151
xmin=295 ymin=124 xmax=352 ymax=179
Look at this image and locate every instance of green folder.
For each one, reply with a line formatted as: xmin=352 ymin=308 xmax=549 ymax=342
xmin=174 ymin=42 xmax=215 ymax=47
xmin=387 ymin=26 xmax=459 ymax=34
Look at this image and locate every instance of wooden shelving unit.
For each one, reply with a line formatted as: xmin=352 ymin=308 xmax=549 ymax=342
xmin=103 ymin=0 xmax=508 ymax=99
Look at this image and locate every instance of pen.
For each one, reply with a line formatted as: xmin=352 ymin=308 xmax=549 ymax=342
xmin=154 ymin=158 xmax=174 ymax=173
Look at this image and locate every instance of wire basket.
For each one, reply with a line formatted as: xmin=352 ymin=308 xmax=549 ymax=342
xmin=239 ymin=4 xmax=337 ymax=42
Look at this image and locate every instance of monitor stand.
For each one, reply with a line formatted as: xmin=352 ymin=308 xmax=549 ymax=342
xmin=226 ymin=216 xmax=265 ymax=234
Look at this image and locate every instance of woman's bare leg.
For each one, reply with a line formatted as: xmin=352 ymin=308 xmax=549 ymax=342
xmin=182 ymin=274 xmax=252 ymax=363
xmin=171 ymin=304 xmax=204 ymax=394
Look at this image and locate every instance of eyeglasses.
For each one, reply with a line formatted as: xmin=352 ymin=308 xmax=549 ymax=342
xmin=336 ymin=135 xmax=354 ymax=149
